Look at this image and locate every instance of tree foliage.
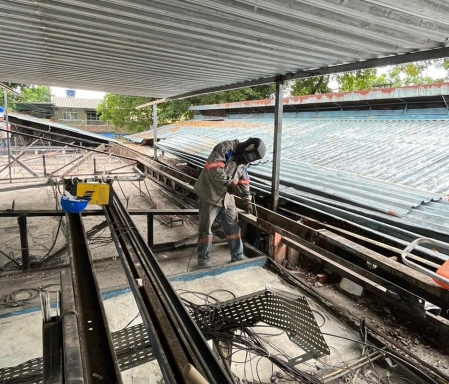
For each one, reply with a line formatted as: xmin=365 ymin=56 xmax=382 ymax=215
xmin=289 ymin=60 xmax=449 ymax=96
xmin=335 ymin=69 xmax=379 ymax=92
xmin=290 ymin=76 xmax=332 ymax=96
xmin=96 ymin=94 xmax=155 ymax=133
xmin=19 ymin=86 xmax=52 ymax=102
xmin=0 ymin=83 xmax=52 ymax=109
xmin=97 ymin=85 xmax=275 ymax=133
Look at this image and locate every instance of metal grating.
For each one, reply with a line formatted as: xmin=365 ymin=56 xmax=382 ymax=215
xmin=0 ymin=324 xmax=154 ymax=384
xmin=0 ymin=358 xmax=43 ymax=384
xmin=112 ymin=323 xmax=154 ymax=371
xmin=193 ymin=287 xmax=330 ymax=364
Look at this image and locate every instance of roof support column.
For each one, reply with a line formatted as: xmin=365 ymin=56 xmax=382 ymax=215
xmin=153 ymin=104 xmax=158 ymax=161
xmin=271 ymin=80 xmax=284 ymax=211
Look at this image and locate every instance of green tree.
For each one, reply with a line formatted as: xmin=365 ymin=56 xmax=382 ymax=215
xmin=290 ymin=76 xmax=332 ymax=96
xmin=335 ymin=69 xmax=379 ymax=91
xmin=381 ymin=61 xmax=445 ymax=86
xmin=19 ymin=86 xmax=52 ymax=102
xmin=97 ymin=85 xmax=275 ymax=133
xmin=97 ymin=94 xmax=154 ymax=133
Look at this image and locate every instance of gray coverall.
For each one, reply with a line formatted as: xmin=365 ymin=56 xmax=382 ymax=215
xmin=194 ymin=140 xmax=250 ymax=265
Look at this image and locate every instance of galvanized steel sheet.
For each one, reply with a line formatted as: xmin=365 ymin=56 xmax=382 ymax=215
xmin=1 ymin=1 xmax=449 ymax=97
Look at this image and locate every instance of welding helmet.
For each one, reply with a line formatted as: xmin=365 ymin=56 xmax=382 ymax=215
xmin=235 ymin=138 xmax=266 ymax=164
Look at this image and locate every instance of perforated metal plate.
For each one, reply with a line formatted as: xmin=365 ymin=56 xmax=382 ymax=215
xmin=0 ymin=358 xmax=43 ymax=384
xmin=192 ymin=287 xmax=330 ymax=364
xmin=113 ymin=323 xmax=154 ymax=371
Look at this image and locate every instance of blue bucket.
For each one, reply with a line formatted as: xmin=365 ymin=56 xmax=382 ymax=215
xmin=60 ymin=196 xmax=90 ymax=214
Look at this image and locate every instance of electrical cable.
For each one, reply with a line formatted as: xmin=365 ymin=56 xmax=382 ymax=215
xmin=312 ymin=310 xmax=326 ymax=328
xmin=178 ymin=288 xmax=324 ymax=384
xmin=0 ymin=284 xmax=59 ymax=308
xmin=118 ymin=312 xmax=142 ymax=331
xmin=320 ymin=333 xmax=439 ymax=384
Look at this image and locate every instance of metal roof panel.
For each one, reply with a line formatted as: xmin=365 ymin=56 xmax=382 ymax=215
xmin=1 ymin=0 xmax=449 ymax=97
xmin=52 ymin=97 xmax=103 ymax=110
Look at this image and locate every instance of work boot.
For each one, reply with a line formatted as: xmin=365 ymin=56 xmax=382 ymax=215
xmin=197 ymin=257 xmax=209 ymax=267
xmin=231 ymin=254 xmax=244 ymax=262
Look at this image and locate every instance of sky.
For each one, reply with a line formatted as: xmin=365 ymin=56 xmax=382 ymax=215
xmin=51 ymin=87 xmax=106 ymax=99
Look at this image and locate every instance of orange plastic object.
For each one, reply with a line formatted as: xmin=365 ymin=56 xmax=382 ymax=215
xmin=434 ymin=259 xmax=449 ymax=290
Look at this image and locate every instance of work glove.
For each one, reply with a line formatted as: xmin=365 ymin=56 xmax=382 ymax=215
xmin=243 ymin=200 xmax=253 ymax=215
xmin=226 ymin=182 xmax=242 ymax=196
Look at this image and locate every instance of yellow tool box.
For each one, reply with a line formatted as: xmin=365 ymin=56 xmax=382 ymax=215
xmin=74 ymin=181 xmax=112 ymax=205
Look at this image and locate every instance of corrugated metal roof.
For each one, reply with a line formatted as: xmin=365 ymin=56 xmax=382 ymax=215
xmin=52 ymin=97 xmax=103 ymax=110
xmin=190 ymin=83 xmax=449 ymax=111
xmin=148 ymin=118 xmax=449 ymax=195
xmin=1 ymin=1 xmax=449 ymax=97
xmin=157 ymin=132 xmax=441 ymax=211
xmin=8 ymin=112 xmax=115 ymax=143
xmin=156 ymin=131 xmax=449 ymax=235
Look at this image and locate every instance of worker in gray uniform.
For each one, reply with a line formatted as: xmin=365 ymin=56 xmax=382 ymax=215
xmin=194 ymin=138 xmax=267 ymax=266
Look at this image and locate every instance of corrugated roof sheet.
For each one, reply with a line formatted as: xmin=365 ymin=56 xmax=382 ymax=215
xmin=1 ymin=1 xmax=449 ymax=97
xmin=190 ymin=83 xmax=449 ymax=111
xmin=52 ymin=97 xmax=103 ymax=110
xmin=146 ymin=118 xmax=449 ymax=195
xmin=9 ymin=112 xmax=115 ymax=143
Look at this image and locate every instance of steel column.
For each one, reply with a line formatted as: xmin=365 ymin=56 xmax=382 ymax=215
xmin=18 ymin=214 xmax=30 ymax=270
xmin=153 ymin=104 xmax=158 ymax=161
xmin=3 ymin=88 xmax=11 ymax=183
xmin=43 ymin=155 xmax=47 ymax=176
xmin=271 ymin=80 xmax=284 ymax=211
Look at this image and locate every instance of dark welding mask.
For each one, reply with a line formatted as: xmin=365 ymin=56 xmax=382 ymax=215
xmin=235 ymin=138 xmax=267 ymax=165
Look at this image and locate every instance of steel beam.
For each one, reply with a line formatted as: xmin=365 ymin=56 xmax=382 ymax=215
xmin=62 ymin=144 xmax=106 ymax=177
xmin=0 ymin=208 xmax=198 ymax=217
xmin=271 ymin=80 xmax=284 ymax=211
xmin=104 ymin=193 xmax=232 ymax=384
xmin=66 ymin=214 xmax=122 ymax=383
xmin=161 ymin=46 xmax=449 ymax=101
xmin=60 ymin=269 xmax=84 ymax=384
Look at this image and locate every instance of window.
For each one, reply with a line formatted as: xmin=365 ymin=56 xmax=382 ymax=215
xmin=62 ymin=110 xmax=78 ymax=120
xmin=86 ymin=111 xmax=100 ymax=121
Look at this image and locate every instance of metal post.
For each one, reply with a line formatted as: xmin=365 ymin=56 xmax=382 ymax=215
xmin=93 ymin=157 xmax=97 ymax=174
xmin=4 ymin=89 xmax=12 ymax=183
xmin=153 ymin=104 xmax=158 ymax=161
xmin=271 ymin=80 xmax=284 ymax=211
xmin=43 ymin=155 xmax=47 ymax=176
xmin=147 ymin=214 xmax=154 ymax=247
xmin=18 ymin=215 xmax=30 ymax=270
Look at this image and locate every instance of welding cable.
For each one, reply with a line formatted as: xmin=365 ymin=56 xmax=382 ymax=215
xmin=0 ymin=284 xmax=59 ymax=308
xmin=179 ymin=289 xmax=324 ymax=384
xmin=321 ymin=333 xmax=439 ymax=384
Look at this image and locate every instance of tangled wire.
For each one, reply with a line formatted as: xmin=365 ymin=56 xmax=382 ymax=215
xmin=178 ymin=289 xmax=323 ymax=384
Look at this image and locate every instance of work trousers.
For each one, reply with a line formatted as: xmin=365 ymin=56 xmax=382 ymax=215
xmin=0 ymin=138 xmax=10 ymax=154
xmin=197 ymin=198 xmax=243 ymax=264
